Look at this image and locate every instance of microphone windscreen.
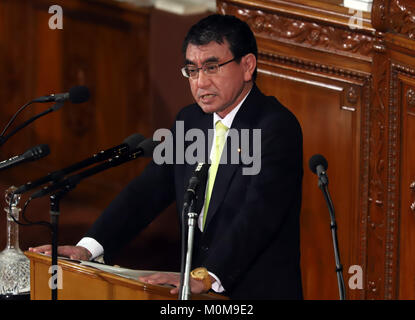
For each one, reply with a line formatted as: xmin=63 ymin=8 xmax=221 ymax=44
xmin=137 ymin=138 xmax=159 ymax=157
xmin=69 ymin=86 xmax=90 ymax=104
xmin=25 ymin=144 xmax=50 ymax=160
xmin=309 ymin=154 xmax=328 ymax=174
xmin=123 ymin=133 xmax=145 ymax=149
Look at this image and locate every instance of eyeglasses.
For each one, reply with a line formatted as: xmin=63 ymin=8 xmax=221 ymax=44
xmin=181 ymin=58 xmax=236 ymax=79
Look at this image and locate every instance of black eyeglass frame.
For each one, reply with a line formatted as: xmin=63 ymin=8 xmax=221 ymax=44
xmin=181 ymin=57 xmax=237 ymax=79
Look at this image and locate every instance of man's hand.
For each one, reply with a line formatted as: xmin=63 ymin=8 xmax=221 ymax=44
xmin=28 ymin=245 xmax=92 ymax=261
xmin=139 ymin=272 xmax=213 ymax=295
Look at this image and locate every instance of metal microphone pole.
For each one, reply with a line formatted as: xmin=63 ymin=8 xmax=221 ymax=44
xmin=178 ymin=203 xmax=188 ymax=299
xmin=180 ymin=199 xmax=198 ymax=300
xmin=318 ymin=175 xmax=346 ymax=300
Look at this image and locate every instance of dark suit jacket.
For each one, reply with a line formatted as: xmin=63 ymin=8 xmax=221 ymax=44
xmin=85 ymin=84 xmax=303 ymax=299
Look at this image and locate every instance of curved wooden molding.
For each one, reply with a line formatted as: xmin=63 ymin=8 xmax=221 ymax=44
xmin=258 ymin=50 xmax=370 ymax=82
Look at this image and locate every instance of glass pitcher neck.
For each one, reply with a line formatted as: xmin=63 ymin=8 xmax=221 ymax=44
xmin=4 ymin=207 xmax=21 ymax=251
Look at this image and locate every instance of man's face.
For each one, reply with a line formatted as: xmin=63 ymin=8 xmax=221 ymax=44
xmin=185 ymin=41 xmax=254 ymax=118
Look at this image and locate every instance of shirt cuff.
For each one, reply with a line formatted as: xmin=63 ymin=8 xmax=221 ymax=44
xmin=208 ymin=271 xmax=225 ymax=293
xmin=76 ymin=237 xmax=104 ymax=261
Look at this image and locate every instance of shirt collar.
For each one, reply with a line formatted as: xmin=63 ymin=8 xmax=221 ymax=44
xmin=213 ymin=88 xmax=251 ymax=129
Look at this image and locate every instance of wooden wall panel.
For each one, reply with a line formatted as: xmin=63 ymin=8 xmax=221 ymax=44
xmin=398 ymin=74 xmax=415 ymax=299
xmin=29 ymin=0 xmax=152 ymax=202
xmin=257 ymin=65 xmax=364 ymax=299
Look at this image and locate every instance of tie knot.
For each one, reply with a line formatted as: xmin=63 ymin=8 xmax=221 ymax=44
xmin=215 ymin=120 xmax=228 ymax=136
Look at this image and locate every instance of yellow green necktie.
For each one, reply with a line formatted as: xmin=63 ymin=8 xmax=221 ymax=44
xmin=202 ymin=120 xmax=229 ymax=230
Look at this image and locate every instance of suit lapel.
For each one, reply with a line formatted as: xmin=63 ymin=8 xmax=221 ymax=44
xmin=204 ymin=85 xmax=263 ymax=231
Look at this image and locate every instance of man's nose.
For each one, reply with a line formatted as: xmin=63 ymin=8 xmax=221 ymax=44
xmin=196 ymin=70 xmax=211 ymax=88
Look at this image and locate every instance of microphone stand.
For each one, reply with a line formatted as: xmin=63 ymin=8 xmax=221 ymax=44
xmin=49 ymin=187 xmax=71 ymax=301
xmin=179 ymin=199 xmax=198 ymax=300
xmin=318 ymin=174 xmax=346 ymax=300
xmin=178 ymin=203 xmax=188 ymax=299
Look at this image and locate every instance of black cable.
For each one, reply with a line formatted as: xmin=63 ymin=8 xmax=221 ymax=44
xmin=0 ymin=101 xmax=33 ymax=137
xmin=0 ymin=106 xmax=55 ymax=147
xmin=7 ymin=192 xmax=51 ymax=229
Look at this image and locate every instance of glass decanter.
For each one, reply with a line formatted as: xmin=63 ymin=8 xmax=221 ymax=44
xmin=0 ymin=186 xmax=30 ymax=299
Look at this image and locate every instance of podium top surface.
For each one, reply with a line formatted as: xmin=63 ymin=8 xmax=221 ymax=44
xmin=25 ymin=251 xmax=227 ymax=300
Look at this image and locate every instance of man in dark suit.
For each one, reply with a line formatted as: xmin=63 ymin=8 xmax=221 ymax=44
xmin=30 ymin=14 xmax=303 ymax=299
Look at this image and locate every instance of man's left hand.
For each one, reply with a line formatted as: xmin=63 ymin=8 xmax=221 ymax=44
xmin=138 ymin=272 xmax=211 ymax=295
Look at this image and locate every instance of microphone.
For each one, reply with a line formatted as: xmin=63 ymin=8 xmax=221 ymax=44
xmin=183 ymin=162 xmax=210 ymax=211
xmin=0 ymin=144 xmax=50 ymax=172
xmin=30 ymin=137 xmax=158 ymax=199
xmin=309 ymin=154 xmax=328 ymax=186
xmin=309 ymin=153 xmax=346 ymax=300
xmin=14 ymin=133 xmax=145 ymax=195
xmin=32 ymin=86 xmax=90 ymax=104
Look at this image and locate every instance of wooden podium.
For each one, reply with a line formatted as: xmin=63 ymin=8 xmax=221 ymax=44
xmin=25 ymin=252 xmax=226 ymax=300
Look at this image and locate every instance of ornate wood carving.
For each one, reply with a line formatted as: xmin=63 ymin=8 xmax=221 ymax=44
xmin=365 ymin=50 xmax=388 ymax=299
xmin=372 ymin=0 xmax=415 ymax=38
xmin=371 ymin=0 xmax=389 ymax=31
xmin=407 ymin=88 xmax=415 ymax=109
xmin=218 ymin=1 xmax=376 ymax=59
xmin=359 ymin=76 xmax=372 ymax=300
xmin=346 ymin=87 xmax=358 ymax=104
xmin=389 ymin=0 xmax=415 ymax=38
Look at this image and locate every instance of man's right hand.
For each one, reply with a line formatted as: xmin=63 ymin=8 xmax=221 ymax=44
xmin=28 ymin=245 xmax=92 ymax=261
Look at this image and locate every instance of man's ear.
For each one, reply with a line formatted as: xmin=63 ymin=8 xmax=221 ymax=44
xmin=242 ymin=53 xmax=257 ymax=82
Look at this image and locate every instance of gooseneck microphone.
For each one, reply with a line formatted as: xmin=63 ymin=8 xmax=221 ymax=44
xmin=29 ymin=137 xmax=157 ymax=199
xmin=31 ymin=86 xmax=90 ymax=104
xmin=0 ymin=86 xmax=90 ymax=147
xmin=14 ymin=133 xmax=144 ymax=195
xmin=309 ymin=154 xmax=346 ymax=300
xmin=0 ymin=144 xmax=50 ymax=172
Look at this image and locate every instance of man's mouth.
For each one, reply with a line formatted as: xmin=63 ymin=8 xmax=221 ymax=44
xmin=199 ymin=93 xmax=216 ymax=102
xmin=200 ymin=93 xmax=215 ymax=98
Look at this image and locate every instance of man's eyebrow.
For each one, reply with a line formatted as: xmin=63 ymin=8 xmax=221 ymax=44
xmin=185 ymin=56 xmax=220 ymax=65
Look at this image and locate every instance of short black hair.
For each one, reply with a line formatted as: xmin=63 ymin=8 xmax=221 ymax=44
xmin=182 ymin=14 xmax=258 ymax=81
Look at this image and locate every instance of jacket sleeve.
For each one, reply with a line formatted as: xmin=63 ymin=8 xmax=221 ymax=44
xmin=84 ymin=160 xmax=175 ymax=263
